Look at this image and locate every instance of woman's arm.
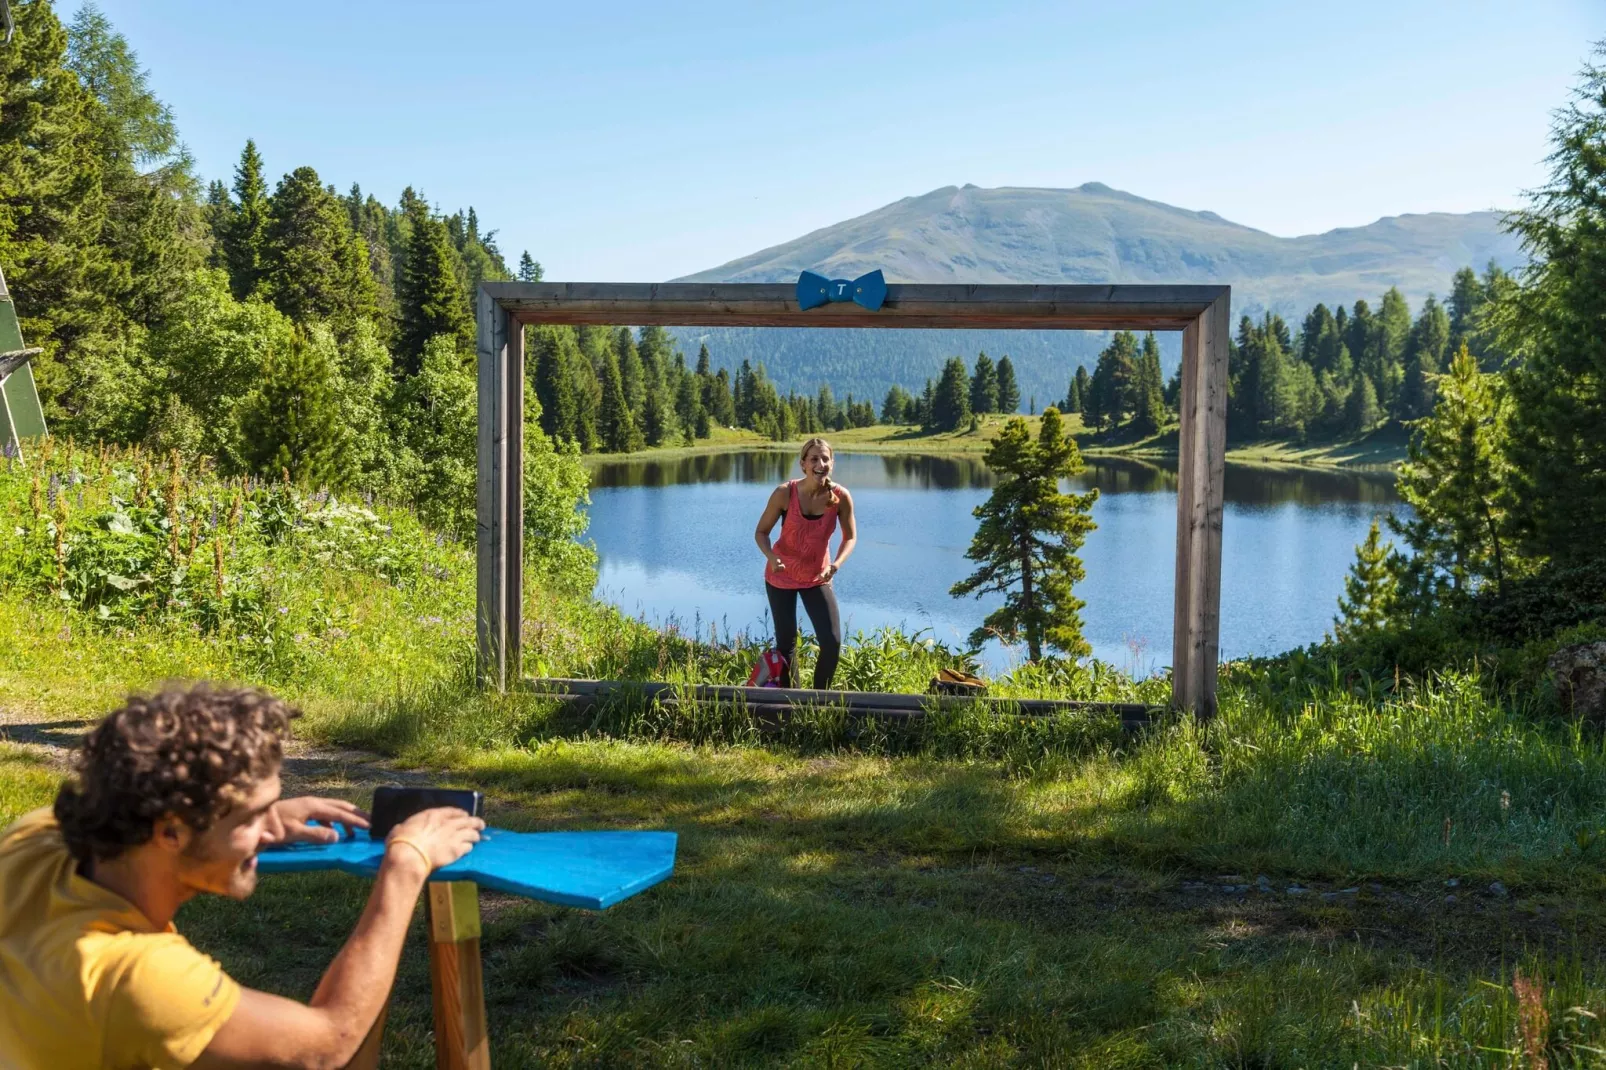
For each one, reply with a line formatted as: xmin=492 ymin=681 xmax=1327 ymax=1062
xmin=754 ymin=485 xmax=789 ymax=572
xmin=828 ymin=489 xmax=858 ymax=578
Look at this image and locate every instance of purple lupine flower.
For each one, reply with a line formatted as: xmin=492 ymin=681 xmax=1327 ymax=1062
xmin=47 ymin=474 xmax=60 ymax=508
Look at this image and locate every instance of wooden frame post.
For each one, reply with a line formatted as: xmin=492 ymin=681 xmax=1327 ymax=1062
xmin=1172 ymin=292 xmax=1231 ymax=717
xmin=476 ymin=290 xmax=522 ymax=689
xmin=475 ymin=282 xmax=1229 ymax=715
xmin=426 ymin=881 xmax=490 ymax=1070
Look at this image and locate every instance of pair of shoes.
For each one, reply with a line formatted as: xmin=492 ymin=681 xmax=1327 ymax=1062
xmin=929 ymin=667 xmax=987 ymax=695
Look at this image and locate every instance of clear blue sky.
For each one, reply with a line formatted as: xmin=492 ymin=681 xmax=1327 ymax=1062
xmin=92 ymin=0 xmax=1599 ymax=281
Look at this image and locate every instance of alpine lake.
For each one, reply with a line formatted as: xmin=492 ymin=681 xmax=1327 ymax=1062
xmin=584 ymin=450 xmax=1401 ymax=676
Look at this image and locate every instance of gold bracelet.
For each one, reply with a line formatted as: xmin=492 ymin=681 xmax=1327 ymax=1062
xmin=387 ymin=836 xmax=433 ymax=873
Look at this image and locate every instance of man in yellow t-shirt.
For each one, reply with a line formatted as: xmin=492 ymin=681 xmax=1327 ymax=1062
xmin=0 ymin=684 xmax=485 ymax=1070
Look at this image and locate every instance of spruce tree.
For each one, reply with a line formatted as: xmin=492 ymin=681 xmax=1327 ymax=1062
xmin=932 ymin=357 xmax=972 ymax=431
xmin=616 ymin=328 xmax=646 ymax=418
xmin=1333 ymin=519 xmax=1399 ymax=642
xmin=1500 ymin=45 xmax=1606 ymax=566
xmin=517 ymin=250 xmax=543 ymax=282
xmin=969 ymin=352 xmax=998 ymax=415
xmin=1346 ymin=375 xmax=1381 ymax=434
xmin=598 ymin=349 xmax=643 ymax=453
xmin=1391 ymin=343 xmax=1512 ymax=596
xmin=221 ymin=140 xmax=269 ymax=299
xmin=396 ymin=199 xmax=473 ymax=372
xmin=529 ymin=325 xmax=580 ymax=443
xmin=950 ymin=408 xmax=1099 ymax=661
xmin=1131 ymin=332 xmax=1168 ymax=435
xmin=996 ymin=355 xmax=1021 ymax=414
xmin=240 ymin=329 xmax=349 ymax=487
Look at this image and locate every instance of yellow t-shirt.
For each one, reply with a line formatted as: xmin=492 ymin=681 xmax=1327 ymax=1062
xmin=0 ymin=808 xmax=242 ymax=1070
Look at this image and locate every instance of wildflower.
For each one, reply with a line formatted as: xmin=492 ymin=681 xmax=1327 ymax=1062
xmin=277 ymin=606 xmax=289 ymax=615
xmin=327 ymin=627 xmax=348 ymax=640
xmin=1501 ymin=790 xmax=1511 ymax=812
xmin=47 ymin=474 xmax=60 ymax=508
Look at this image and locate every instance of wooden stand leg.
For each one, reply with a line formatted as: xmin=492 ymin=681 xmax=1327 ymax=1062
xmin=343 ymin=1000 xmax=389 ymax=1070
xmin=426 ymin=881 xmax=490 ymax=1070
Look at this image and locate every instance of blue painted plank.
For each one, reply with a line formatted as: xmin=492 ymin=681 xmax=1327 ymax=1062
xmin=257 ymin=828 xmax=677 ymax=911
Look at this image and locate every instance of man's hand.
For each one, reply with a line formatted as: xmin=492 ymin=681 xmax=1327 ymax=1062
xmin=385 ymin=806 xmax=485 ymax=874
xmin=266 ymin=796 xmax=370 ymax=846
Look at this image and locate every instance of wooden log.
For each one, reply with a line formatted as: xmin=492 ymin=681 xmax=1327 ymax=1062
xmin=1172 ymin=290 xmax=1230 ymax=717
xmin=426 ymin=881 xmax=489 ymax=1070
xmin=481 ymin=282 xmax=1227 ymax=331
xmin=524 ymin=677 xmax=1155 ymax=729
xmin=476 ymin=289 xmax=516 ymax=690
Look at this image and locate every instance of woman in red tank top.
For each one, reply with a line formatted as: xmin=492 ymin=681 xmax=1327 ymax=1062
xmin=753 ymin=438 xmax=858 ymax=688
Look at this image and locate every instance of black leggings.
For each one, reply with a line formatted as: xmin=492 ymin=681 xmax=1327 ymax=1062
xmin=765 ymin=582 xmax=842 ymax=689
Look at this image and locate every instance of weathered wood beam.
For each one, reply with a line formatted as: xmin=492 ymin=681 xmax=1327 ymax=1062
xmin=1171 ymin=290 xmax=1230 ymax=717
xmin=475 ymin=290 xmax=518 ymax=689
xmin=483 ymin=282 xmax=1226 ymax=331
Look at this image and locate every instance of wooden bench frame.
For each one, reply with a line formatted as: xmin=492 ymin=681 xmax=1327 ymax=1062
xmin=474 ymin=282 xmax=1230 ymax=715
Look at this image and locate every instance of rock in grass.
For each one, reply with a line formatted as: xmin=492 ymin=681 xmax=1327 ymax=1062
xmin=1548 ymin=640 xmax=1606 ymax=722
xmin=1489 ymin=881 xmax=1508 ymax=897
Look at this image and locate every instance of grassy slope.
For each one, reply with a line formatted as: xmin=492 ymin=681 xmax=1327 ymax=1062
xmin=603 ymin=417 xmax=1409 ymax=469
xmin=2 ymin=452 xmax=1603 ymax=1066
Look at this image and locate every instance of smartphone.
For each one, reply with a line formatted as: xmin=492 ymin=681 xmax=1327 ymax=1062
xmin=369 ymin=786 xmax=484 ymax=840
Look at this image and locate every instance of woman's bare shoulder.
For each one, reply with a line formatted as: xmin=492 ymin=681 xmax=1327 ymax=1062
xmin=833 ymin=484 xmax=854 ymax=505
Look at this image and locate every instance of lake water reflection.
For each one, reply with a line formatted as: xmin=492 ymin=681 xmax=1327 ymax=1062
xmin=585 ymin=450 xmax=1401 ymax=673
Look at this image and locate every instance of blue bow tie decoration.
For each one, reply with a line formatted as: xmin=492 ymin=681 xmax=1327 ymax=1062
xmin=797 ymin=269 xmax=887 ymax=311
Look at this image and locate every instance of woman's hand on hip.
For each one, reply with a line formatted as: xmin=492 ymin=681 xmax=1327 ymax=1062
xmin=818 ymin=563 xmax=838 ymax=583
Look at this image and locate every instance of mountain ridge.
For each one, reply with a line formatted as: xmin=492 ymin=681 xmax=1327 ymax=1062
xmin=669 ymin=183 xmax=1524 ymax=408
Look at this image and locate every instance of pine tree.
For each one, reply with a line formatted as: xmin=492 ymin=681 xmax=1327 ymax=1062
xmin=969 ymin=352 xmax=999 ymax=414
xmin=260 ymin=166 xmax=377 ymax=329
xmin=1391 ymin=343 xmax=1512 ymax=596
xmin=240 ymin=329 xmax=348 ymax=487
xmin=932 ymin=357 xmax=972 ymax=431
xmin=950 ymin=408 xmax=1099 ymax=661
xmin=222 ymin=140 xmax=269 ymax=299
xmin=1447 ymin=267 xmax=1484 ymax=360
xmin=616 ymin=328 xmax=646 ymax=418
xmin=1066 ymin=365 xmax=1089 ymax=413
xmin=517 ymin=250 xmax=543 ymax=283
xmin=1500 ymin=45 xmax=1606 ymax=566
xmin=396 ymin=198 xmax=473 ymax=372
xmin=598 ymin=349 xmax=643 ymax=453
xmin=996 ymin=355 xmax=1021 ymax=415
xmin=1333 ymin=519 xmax=1399 ymax=642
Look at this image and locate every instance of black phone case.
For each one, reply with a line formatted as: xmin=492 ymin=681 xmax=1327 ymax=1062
xmin=369 ymin=786 xmax=484 ymax=839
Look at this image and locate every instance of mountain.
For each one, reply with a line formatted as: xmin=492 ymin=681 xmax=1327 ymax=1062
xmin=669 ymin=183 xmax=1525 ymax=409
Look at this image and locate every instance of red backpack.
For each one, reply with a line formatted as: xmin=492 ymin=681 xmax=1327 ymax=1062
xmin=745 ymin=649 xmax=789 ymax=688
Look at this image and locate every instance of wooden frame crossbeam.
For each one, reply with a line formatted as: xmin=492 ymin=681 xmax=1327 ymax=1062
xmin=477 ymin=281 xmax=1230 ymax=715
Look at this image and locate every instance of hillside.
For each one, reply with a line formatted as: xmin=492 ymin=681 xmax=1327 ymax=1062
xmin=672 ymin=183 xmax=1525 ymax=406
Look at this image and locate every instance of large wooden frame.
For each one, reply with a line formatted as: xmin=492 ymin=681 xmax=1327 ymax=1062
xmin=477 ymin=282 xmax=1230 ymax=715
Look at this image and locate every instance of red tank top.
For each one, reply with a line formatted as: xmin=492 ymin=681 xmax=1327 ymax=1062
xmin=765 ymin=480 xmax=840 ymax=590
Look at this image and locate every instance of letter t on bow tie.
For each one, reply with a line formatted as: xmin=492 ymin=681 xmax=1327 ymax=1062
xmin=796 ymin=269 xmax=888 ymax=311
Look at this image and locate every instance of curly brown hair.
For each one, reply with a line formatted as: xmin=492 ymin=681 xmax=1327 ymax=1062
xmin=53 ymin=684 xmax=297 ymax=864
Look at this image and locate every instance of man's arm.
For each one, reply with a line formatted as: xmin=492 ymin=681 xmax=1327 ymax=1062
xmin=191 ymin=807 xmax=482 ymax=1070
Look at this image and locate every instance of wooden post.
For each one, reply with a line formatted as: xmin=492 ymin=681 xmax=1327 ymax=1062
xmin=1171 ymin=290 xmax=1230 ymax=717
xmin=476 ymin=291 xmax=522 ymax=689
xmin=426 ymin=881 xmax=490 ymax=1070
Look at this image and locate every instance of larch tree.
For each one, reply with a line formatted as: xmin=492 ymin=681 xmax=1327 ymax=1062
xmin=1390 ymin=343 xmax=1512 ymax=597
xmin=1499 ymin=44 xmax=1606 ymax=567
xmin=950 ymin=408 xmax=1099 ymax=661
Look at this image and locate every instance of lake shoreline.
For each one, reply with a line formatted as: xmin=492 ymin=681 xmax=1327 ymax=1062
xmin=584 ymin=419 xmax=1407 ymax=473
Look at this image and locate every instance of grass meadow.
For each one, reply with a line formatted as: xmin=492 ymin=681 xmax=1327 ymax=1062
xmin=2 ymin=444 xmax=1603 ymax=1066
